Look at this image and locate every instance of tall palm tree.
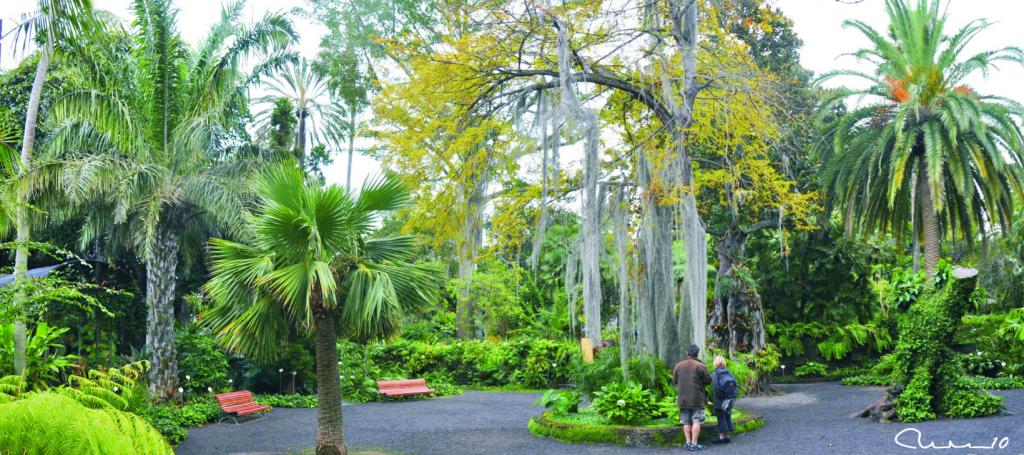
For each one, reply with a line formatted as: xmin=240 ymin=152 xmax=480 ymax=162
xmin=37 ymin=0 xmax=296 ymax=399
xmin=253 ymin=58 xmax=347 ymax=171
xmin=5 ymin=0 xmax=95 ymax=375
xmin=818 ymin=0 xmax=1024 ymax=277
xmin=202 ymin=165 xmax=441 ymax=455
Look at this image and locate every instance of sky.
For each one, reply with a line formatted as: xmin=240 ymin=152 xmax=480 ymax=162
xmin=3 ymin=0 xmax=1024 ymax=189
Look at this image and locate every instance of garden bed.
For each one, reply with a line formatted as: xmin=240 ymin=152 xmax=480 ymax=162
xmin=528 ymin=408 xmax=764 ymax=447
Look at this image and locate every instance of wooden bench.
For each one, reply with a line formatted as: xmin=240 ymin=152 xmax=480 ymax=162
xmin=214 ymin=391 xmax=270 ymax=424
xmin=375 ymin=379 xmax=435 ymax=398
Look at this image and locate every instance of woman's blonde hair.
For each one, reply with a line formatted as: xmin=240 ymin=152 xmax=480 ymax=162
xmin=713 ymin=355 xmax=727 ymax=369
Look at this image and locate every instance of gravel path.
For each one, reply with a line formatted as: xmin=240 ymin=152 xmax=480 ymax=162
xmin=176 ymin=383 xmax=1024 ymax=455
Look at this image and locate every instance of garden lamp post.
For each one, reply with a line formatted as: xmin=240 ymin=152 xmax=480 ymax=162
xmin=291 ymin=371 xmax=297 ymax=394
xmin=278 ymin=368 xmax=284 ymax=393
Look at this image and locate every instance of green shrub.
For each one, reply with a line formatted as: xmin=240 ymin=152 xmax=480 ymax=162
xmin=142 ymin=404 xmax=190 ymax=445
xmin=590 ymin=381 xmax=659 ymax=425
xmin=534 ymin=389 xmax=581 ymax=415
xmin=571 ymin=346 xmax=622 ymax=397
xmin=0 ymin=391 xmax=172 ymax=454
xmin=961 ymin=351 xmax=1004 ymax=377
xmin=626 ymin=353 xmax=673 ymax=398
xmin=793 ymin=362 xmax=828 ymax=378
xmin=176 ymin=329 xmax=230 ymax=394
xmin=962 ymin=375 xmax=1024 ymax=390
xmin=254 ymin=393 xmax=318 ymax=408
xmin=841 ymin=374 xmax=889 ymax=386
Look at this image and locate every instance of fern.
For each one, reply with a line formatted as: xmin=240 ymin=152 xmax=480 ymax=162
xmin=0 ymin=391 xmax=171 ymax=454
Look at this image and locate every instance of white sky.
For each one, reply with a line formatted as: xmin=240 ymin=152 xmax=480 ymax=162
xmin=3 ymin=0 xmax=1023 ymax=190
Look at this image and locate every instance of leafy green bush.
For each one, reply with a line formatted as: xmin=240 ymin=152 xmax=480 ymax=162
xmin=142 ymin=405 xmax=190 ymax=445
xmin=960 ymin=310 xmax=1024 ymax=376
xmin=961 ymin=351 xmax=1004 ymax=377
xmin=571 ymin=346 xmax=622 ymax=398
xmin=534 ymin=389 xmax=581 ymax=415
xmin=254 ymin=393 xmax=318 ymax=408
xmin=0 ymin=392 xmax=171 ymax=453
xmin=963 ymin=375 xmax=1024 ymax=390
xmin=590 ymin=381 xmax=659 ymax=425
xmin=626 ymin=353 xmax=673 ymax=398
xmin=0 ymin=322 xmax=79 ymax=389
xmin=794 ymin=362 xmax=828 ymax=378
xmin=176 ymin=329 xmax=230 ymax=394
xmin=841 ymin=374 xmax=889 ymax=386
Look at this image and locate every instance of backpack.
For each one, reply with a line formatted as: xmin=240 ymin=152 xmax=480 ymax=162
xmin=718 ymin=370 xmax=739 ymax=399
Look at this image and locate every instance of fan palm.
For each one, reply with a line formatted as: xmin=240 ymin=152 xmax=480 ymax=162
xmin=202 ymin=165 xmax=441 ymax=455
xmin=4 ymin=0 xmax=96 ymax=376
xmin=36 ymin=0 xmax=296 ymax=398
xmin=253 ymin=58 xmax=347 ymax=171
xmin=818 ymin=0 xmax=1024 ymax=277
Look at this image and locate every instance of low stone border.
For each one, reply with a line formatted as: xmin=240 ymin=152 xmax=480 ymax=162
xmin=528 ymin=410 xmax=764 ymax=447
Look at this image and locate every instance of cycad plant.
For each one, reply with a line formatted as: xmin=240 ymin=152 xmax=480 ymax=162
xmin=202 ymin=165 xmax=441 ymax=455
xmin=817 ymin=0 xmax=1024 ymax=277
xmin=37 ymin=0 xmax=296 ymax=399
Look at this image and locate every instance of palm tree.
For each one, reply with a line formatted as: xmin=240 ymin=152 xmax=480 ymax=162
xmin=37 ymin=0 xmax=296 ymax=398
xmin=5 ymin=0 xmax=96 ymax=376
xmin=202 ymin=165 xmax=441 ymax=455
xmin=253 ymin=58 xmax=347 ymax=172
xmin=818 ymin=0 xmax=1024 ymax=277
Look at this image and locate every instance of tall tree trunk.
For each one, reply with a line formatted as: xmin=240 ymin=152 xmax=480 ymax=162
xmin=455 ymin=170 xmax=487 ymax=339
xmin=346 ymin=108 xmax=355 ymax=191
xmin=13 ymin=45 xmax=51 ymax=374
xmin=917 ymin=159 xmax=941 ymax=277
xmin=709 ymin=231 xmax=765 ymax=355
xmin=642 ymin=201 xmax=680 ymax=366
xmin=297 ymin=108 xmax=308 ymax=170
xmin=580 ymin=110 xmax=602 ymax=344
xmin=314 ymin=304 xmax=347 ymax=455
xmin=613 ymin=190 xmax=631 ymax=380
xmin=146 ymin=228 xmax=180 ymax=400
xmin=668 ymin=0 xmax=707 ymax=355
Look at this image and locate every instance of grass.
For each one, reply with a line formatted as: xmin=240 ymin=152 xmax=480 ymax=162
xmin=529 ymin=408 xmax=763 ymax=447
xmin=546 ymin=407 xmax=748 ymax=428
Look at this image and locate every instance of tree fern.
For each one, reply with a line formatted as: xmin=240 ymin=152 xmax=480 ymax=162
xmin=0 ymin=391 xmax=171 ymax=454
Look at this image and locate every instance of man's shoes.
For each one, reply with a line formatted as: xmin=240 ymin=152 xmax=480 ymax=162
xmin=711 ymin=438 xmax=731 ymax=444
xmin=684 ymin=443 xmax=694 ymax=451
xmin=691 ymin=443 xmax=705 ymax=451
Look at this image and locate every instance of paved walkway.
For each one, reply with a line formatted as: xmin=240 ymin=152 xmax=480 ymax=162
xmin=176 ymin=383 xmax=1024 ymax=454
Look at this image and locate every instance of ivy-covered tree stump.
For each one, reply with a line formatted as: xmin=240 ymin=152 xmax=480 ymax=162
xmin=856 ymin=267 xmax=1003 ymax=422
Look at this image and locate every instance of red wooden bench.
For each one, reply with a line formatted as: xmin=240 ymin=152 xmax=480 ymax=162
xmin=375 ymin=379 xmax=435 ymax=398
xmin=214 ymin=391 xmax=270 ymax=424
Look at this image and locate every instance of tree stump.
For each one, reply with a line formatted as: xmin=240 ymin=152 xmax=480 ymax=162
xmin=854 ymin=267 xmax=1003 ymax=422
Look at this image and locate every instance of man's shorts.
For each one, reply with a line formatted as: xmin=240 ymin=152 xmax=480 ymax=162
xmin=680 ymin=407 xmax=706 ymax=425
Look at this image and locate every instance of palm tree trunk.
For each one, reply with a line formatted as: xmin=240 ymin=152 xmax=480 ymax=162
xmin=146 ymin=228 xmax=180 ymax=399
xmin=346 ymin=109 xmax=355 ymax=191
xmin=314 ymin=304 xmax=347 ymax=455
xmin=13 ymin=45 xmax=51 ymax=375
xmin=917 ymin=160 xmax=941 ymax=277
xmin=297 ymin=109 xmax=308 ymax=170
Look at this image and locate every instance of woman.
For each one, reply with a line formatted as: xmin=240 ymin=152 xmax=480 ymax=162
xmin=710 ymin=355 xmax=738 ymax=444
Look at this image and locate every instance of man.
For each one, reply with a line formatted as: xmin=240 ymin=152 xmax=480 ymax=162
xmin=673 ymin=344 xmax=712 ymax=451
